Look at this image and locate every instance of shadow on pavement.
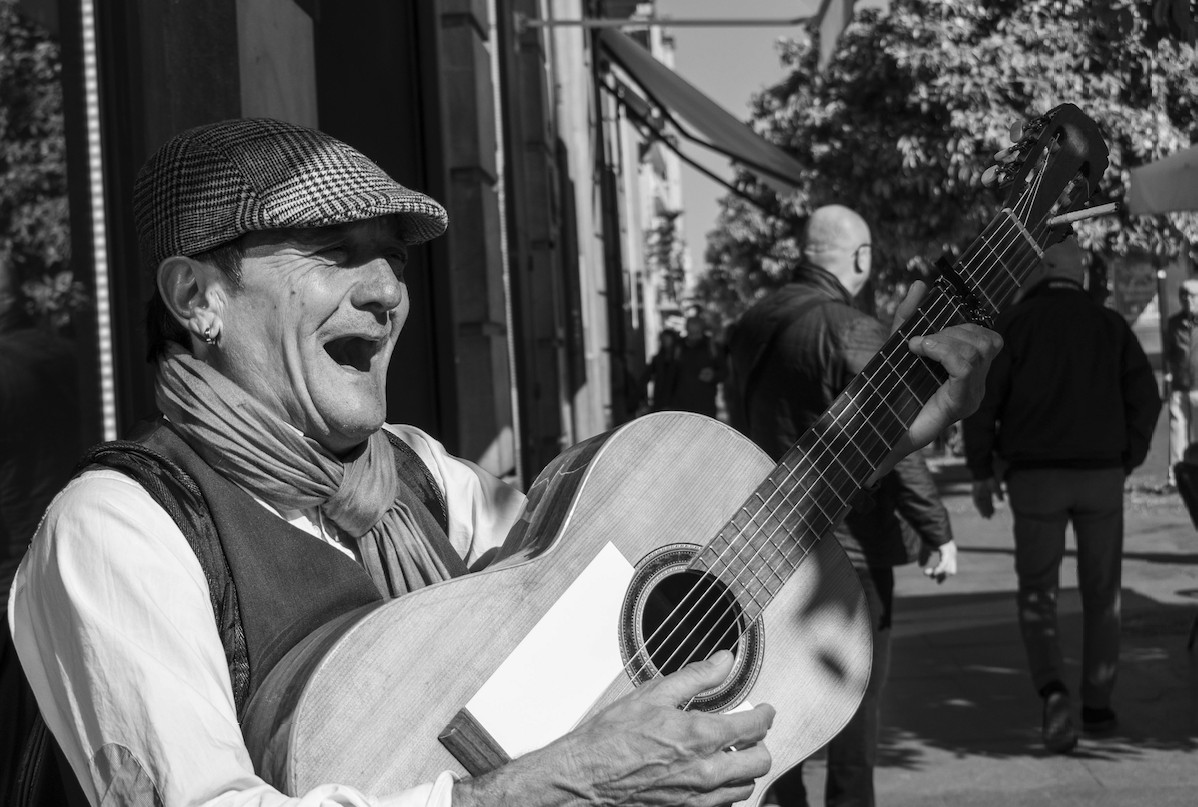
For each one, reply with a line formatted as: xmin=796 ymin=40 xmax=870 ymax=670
xmin=955 ymin=544 xmax=1198 ymax=566
xmin=879 ymin=587 xmax=1198 ymax=769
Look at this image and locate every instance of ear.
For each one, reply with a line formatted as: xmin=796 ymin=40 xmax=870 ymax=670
xmin=853 ymin=246 xmax=872 ymax=277
xmin=156 ymin=256 xmax=225 ymax=347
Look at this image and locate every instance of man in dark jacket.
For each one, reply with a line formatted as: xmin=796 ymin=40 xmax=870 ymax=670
xmin=669 ymin=316 xmax=725 ymax=417
xmin=963 ymin=237 xmax=1161 ymax=754
xmin=726 ymin=204 xmax=957 ymax=807
xmin=643 ymin=317 xmax=724 ymax=417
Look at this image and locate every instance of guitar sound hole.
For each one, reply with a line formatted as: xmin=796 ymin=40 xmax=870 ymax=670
xmin=641 ymin=570 xmax=743 ymax=676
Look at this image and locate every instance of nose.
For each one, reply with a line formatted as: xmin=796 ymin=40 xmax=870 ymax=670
xmin=350 ymin=258 xmax=404 ymax=313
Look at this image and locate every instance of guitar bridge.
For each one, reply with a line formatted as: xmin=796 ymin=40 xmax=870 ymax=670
xmin=438 ymin=708 xmax=512 ymax=777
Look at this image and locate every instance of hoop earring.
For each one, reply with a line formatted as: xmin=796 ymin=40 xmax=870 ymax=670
xmin=203 ymin=326 xmax=217 ymax=345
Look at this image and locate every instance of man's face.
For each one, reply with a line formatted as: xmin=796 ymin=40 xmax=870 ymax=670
xmin=210 ymin=216 xmax=410 ymax=455
xmin=1182 ymin=284 xmax=1198 ymax=314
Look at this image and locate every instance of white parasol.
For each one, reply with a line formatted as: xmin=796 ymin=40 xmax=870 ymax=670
xmin=1127 ymin=144 xmax=1198 ymax=215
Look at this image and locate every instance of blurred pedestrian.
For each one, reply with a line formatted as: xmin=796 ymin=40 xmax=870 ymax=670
xmin=726 ymin=204 xmax=959 ymax=807
xmin=1164 ymin=278 xmax=1198 ymax=487
xmin=641 ymin=328 xmax=681 ymax=413
xmin=962 ymin=237 xmax=1161 ymax=753
xmin=646 ymin=317 xmax=724 ymax=418
xmin=0 ymin=262 xmax=80 ymax=800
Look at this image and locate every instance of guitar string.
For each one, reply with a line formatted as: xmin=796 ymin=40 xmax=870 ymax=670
xmin=615 ymin=156 xmax=1068 ymax=697
xmin=652 ymin=210 xmax=1060 ymax=706
xmin=647 ymin=164 xmax=1064 ymax=694
xmin=639 ymin=186 xmax=1055 ymax=680
xmin=644 ymin=235 xmax=1036 ymax=688
xmin=620 ymin=189 xmax=1056 ymax=692
xmin=694 ymin=166 xmax=1059 ymax=617
xmin=663 ymin=162 xmax=1061 ymax=675
xmin=611 ymin=133 xmax=1065 ymax=691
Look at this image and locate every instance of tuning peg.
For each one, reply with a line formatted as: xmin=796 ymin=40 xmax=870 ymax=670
xmin=1008 ymin=121 xmax=1024 ymax=142
xmin=993 ymin=145 xmax=1020 ymax=163
xmin=981 ymin=165 xmax=1002 ymax=188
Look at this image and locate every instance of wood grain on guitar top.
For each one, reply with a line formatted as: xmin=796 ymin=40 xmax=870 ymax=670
xmin=244 ymin=411 xmax=873 ymax=805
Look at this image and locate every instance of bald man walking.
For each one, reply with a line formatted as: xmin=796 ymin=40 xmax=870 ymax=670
xmin=963 ymin=238 xmax=1160 ymax=753
xmin=726 ymin=205 xmax=958 ymax=807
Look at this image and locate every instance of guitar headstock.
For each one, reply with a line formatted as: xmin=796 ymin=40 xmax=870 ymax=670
xmin=981 ymin=103 xmax=1110 ymax=251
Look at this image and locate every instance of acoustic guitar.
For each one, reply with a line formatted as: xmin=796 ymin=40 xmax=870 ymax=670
xmin=243 ymin=103 xmax=1109 ymax=804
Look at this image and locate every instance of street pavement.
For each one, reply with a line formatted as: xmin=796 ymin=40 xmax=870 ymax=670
xmin=792 ymin=406 xmax=1198 ymax=805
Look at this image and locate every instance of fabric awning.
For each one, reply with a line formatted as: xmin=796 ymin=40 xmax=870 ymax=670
xmin=598 ymin=27 xmax=805 ymax=192
xmin=1127 ymin=145 xmax=1198 ymax=215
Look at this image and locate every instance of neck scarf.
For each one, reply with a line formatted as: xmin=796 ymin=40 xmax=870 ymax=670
xmin=154 ymin=347 xmax=452 ymax=598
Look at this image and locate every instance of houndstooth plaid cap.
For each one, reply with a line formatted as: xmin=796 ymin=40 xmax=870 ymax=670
xmin=133 ymin=118 xmax=449 ymax=269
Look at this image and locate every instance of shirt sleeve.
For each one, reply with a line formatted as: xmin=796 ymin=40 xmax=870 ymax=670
xmin=889 ymin=453 xmax=954 ymax=549
xmin=836 ymin=311 xmax=888 ymax=380
xmin=962 ymin=328 xmax=1012 ymax=480
xmin=1119 ymin=320 xmax=1164 ymax=472
xmin=8 ymin=470 xmax=457 ymax=807
xmin=383 ymin=425 xmax=527 ymax=568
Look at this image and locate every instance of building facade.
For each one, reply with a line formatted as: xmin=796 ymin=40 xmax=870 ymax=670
xmin=17 ymin=0 xmax=708 ymax=487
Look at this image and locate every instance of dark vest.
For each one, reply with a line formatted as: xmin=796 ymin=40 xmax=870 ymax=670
xmin=12 ymin=423 xmax=464 ymax=806
xmin=129 ymin=420 xmax=467 ymax=707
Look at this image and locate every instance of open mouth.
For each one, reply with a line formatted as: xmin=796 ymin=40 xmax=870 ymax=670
xmin=324 ymin=336 xmax=379 ymax=372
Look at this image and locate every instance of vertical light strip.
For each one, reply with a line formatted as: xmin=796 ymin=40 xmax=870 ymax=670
xmin=80 ymin=0 xmax=116 ymax=440
xmin=488 ymin=0 xmax=523 ymax=487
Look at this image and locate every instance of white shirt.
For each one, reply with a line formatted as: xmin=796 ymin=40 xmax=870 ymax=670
xmin=8 ymin=424 xmax=527 ymax=807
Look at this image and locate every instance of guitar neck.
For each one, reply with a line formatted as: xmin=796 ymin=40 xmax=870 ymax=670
xmin=692 ymin=208 xmax=1052 ymax=619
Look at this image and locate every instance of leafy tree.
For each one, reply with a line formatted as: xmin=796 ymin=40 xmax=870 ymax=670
xmin=699 ymin=0 xmax=1198 ymax=326
xmin=646 ymin=209 xmax=687 ymax=305
xmin=0 ymin=0 xmax=70 ymax=301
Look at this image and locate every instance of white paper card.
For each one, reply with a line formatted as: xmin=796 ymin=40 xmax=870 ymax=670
xmin=465 ymin=542 xmax=635 ymax=757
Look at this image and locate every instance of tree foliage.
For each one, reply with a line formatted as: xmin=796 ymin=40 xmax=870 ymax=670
xmin=0 ymin=0 xmax=69 ymax=288
xmin=699 ymin=0 xmax=1198 ymax=326
xmin=646 ymin=209 xmax=687 ymax=306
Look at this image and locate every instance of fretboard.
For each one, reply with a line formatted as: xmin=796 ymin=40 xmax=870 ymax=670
xmin=692 ymin=208 xmax=1051 ymax=621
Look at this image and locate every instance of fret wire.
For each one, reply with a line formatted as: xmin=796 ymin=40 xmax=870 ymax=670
xmin=931 ymin=279 xmax=974 ymax=324
xmin=776 ymin=455 xmax=852 ymax=523
xmin=656 ymin=205 xmax=1059 ymax=684
xmin=694 ymin=207 xmax=1052 ymax=649
xmin=702 ymin=494 xmax=806 ymax=586
xmin=828 ymin=407 xmax=891 ymax=469
xmin=824 ymin=389 xmax=894 ymax=462
xmin=732 ymin=507 xmax=796 ymax=586
xmin=808 ymin=426 xmax=871 ymax=488
xmin=700 ymin=283 xmax=978 ymax=609
xmin=739 ymin=562 xmax=772 ymax=603
xmin=958 ymin=215 xmax=1039 ymax=312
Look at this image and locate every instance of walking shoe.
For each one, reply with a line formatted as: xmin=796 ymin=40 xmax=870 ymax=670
xmin=1042 ymin=690 xmax=1078 ymax=753
xmin=1082 ymin=706 xmax=1118 ymax=734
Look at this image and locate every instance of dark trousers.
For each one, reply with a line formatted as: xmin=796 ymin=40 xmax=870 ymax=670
xmin=1007 ymin=467 xmax=1124 ymax=707
xmin=770 ymin=565 xmax=894 ymax=807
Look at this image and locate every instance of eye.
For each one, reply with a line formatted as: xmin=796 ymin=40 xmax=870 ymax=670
xmin=388 ymin=253 xmax=408 ymax=280
xmin=316 ymin=245 xmax=349 ymax=263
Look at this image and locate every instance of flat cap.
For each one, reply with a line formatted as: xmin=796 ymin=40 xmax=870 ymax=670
xmin=133 ymin=118 xmax=448 ymax=269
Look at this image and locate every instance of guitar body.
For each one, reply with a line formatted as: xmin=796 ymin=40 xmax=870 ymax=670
xmin=244 ymin=412 xmax=873 ymax=803
xmin=244 ymin=101 xmax=1113 ymax=804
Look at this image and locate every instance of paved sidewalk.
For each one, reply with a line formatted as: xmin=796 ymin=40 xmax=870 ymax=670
xmin=792 ymin=417 xmax=1198 ymax=805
